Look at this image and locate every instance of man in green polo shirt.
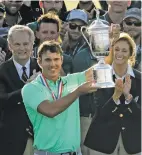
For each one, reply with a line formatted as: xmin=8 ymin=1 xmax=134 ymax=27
xmin=22 ymin=41 xmax=98 ymax=155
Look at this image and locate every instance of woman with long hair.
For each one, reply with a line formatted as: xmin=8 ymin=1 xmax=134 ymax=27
xmin=84 ymin=32 xmax=141 ymax=155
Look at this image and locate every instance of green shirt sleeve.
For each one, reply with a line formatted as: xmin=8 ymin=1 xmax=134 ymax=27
xmin=66 ymin=71 xmax=86 ymax=87
xmin=22 ymin=83 xmax=48 ymax=111
xmin=77 ymin=71 xmax=86 ymax=85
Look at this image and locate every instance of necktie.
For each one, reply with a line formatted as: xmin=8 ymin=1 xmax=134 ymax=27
xmin=22 ymin=66 xmax=28 ymax=82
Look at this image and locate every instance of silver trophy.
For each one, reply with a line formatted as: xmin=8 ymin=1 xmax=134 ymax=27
xmin=81 ymin=9 xmax=115 ymax=88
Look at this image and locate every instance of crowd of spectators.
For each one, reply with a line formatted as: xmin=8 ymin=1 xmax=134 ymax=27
xmin=0 ymin=1 xmax=141 ymax=155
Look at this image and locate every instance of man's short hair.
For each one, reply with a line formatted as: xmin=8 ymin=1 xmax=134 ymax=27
xmin=7 ymin=25 xmax=35 ymax=44
xmin=37 ymin=11 xmax=62 ymax=32
xmin=38 ymin=40 xmax=63 ymax=59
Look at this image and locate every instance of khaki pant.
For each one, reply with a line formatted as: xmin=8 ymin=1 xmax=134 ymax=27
xmin=80 ymin=116 xmax=92 ymax=155
xmin=89 ymin=134 xmax=141 ymax=155
xmin=23 ymin=138 xmax=34 ymax=155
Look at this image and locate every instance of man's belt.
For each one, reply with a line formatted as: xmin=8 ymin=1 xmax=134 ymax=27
xmin=34 ymin=149 xmax=80 ymax=155
xmin=61 ymin=152 xmax=77 ymax=155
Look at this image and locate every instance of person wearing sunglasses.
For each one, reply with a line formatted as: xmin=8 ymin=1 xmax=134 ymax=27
xmin=62 ymin=9 xmax=88 ymax=58
xmin=123 ymin=8 xmax=141 ymax=72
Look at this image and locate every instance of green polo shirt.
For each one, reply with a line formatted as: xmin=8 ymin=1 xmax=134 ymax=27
xmin=22 ymin=72 xmax=86 ymax=153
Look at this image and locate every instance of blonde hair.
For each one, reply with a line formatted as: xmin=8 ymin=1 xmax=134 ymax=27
xmin=7 ymin=25 xmax=35 ymax=45
xmin=105 ymin=32 xmax=136 ymax=67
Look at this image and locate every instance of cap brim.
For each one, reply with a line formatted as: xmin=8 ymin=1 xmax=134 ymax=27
xmin=68 ymin=17 xmax=88 ymax=24
xmin=123 ymin=15 xmax=141 ymax=21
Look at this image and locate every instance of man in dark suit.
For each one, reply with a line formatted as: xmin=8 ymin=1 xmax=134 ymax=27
xmin=0 ymin=25 xmax=40 ymax=155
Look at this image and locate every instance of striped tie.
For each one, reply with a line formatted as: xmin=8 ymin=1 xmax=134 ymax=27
xmin=22 ymin=66 xmax=28 ymax=82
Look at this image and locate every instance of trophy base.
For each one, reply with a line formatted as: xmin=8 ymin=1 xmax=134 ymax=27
xmin=95 ymin=82 xmax=115 ymax=88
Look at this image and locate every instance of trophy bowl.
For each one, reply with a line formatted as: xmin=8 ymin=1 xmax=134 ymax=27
xmin=92 ymin=57 xmax=115 ymax=88
xmin=81 ymin=9 xmax=115 ymax=88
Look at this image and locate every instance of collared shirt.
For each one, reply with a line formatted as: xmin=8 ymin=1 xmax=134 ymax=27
xmin=13 ymin=58 xmax=30 ymax=80
xmin=112 ymin=64 xmax=135 ymax=105
xmin=113 ymin=64 xmax=135 ymax=80
xmin=22 ymin=72 xmax=86 ymax=153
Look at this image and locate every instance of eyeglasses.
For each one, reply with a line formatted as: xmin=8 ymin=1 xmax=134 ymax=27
xmin=69 ymin=23 xmax=83 ymax=31
xmin=125 ymin=21 xmax=141 ymax=27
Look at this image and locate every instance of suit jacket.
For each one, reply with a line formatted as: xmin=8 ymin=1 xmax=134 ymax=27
xmin=84 ymin=69 xmax=141 ymax=154
xmin=0 ymin=58 xmax=40 ymax=155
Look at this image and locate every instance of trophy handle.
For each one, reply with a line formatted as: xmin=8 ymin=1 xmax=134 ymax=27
xmin=96 ymin=9 xmax=100 ymax=21
xmin=81 ymin=26 xmax=92 ymax=52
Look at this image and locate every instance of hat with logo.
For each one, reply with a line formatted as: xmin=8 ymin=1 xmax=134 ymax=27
xmin=66 ymin=9 xmax=88 ymax=24
xmin=123 ymin=8 xmax=141 ymax=21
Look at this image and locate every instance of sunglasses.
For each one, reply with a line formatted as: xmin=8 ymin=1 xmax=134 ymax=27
xmin=69 ymin=23 xmax=83 ymax=31
xmin=125 ymin=21 xmax=141 ymax=27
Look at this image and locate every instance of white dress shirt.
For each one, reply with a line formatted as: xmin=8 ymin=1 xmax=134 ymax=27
xmin=112 ymin=64 xmax=135 ymax=105
xmin=13 ymin=59 xmax=30 ymax=80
